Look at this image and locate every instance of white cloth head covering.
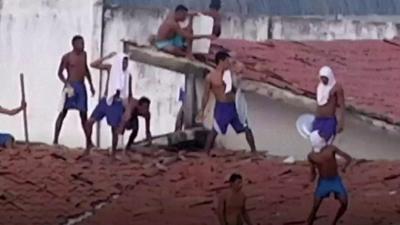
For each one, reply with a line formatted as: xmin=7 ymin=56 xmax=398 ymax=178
xmin=309 ymin=131 xmax=327 ymax=153
xmin=106 ymin=53 xmax=131 ymax=105
xmin=317 ymin=66 xmax=336 ymax=106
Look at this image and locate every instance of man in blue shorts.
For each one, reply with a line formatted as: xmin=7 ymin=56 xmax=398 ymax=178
xmin=307 ymin=131 xmax=352 ymax=225
xmin=313 ymin=66 xmax=345 ymax=144
xmin=0 ymin=101 xmax=26 ymax=148
xmin=198 ymin=51 xmax=256 ymax=154
xmin=53 ymin=35 xmax=96 ymax=145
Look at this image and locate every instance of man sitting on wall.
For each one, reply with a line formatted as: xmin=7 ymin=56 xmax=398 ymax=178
xmin=0 ymin=101 xmax=26 ymax=149
xmin=154 ymin=4 xmax=214 ymax=59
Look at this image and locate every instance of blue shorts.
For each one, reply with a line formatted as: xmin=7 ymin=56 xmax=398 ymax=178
xmin=64 ymin=81 xmax=88 ymax=112
xmin=91 ymin=98 xmax=125 ymax=128
xmin=0 ymin=133 xmax=14 ymax=147
xmin=155 ymin=35 xmax=185 ymax=50
xmin=213 ymin=101 xmax=246 ymax=135
xmin=315 ymin=176 xmax=347 ymax=199
xmin=312 ymin=117 xmax=337 ymax=142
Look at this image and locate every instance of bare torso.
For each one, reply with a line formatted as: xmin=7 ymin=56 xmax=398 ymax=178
xmin=222 ymin=190 xmax=245 ymax=225
xmin=208 ymin=70 xmax=235 ymax=103
xmin=64 ymin=51 xmax=87 ymax=82
xmin=309 ymin=146 xmax=339 ymax=178
xmin=316 ymin=85 xmax=339 ymax=117
xmin=156 ymin=13 xmax=179 ymax=41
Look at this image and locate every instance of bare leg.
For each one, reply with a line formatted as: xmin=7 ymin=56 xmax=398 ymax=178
xmin=53 ymin=109 xmax=68 ymax=145
xmin=126 ymin=126 xmax=138 ymax=150
xmin=111 ymin=127 xmax=118 ymax=158
xmin=175 ymin=105 xmax=184 ymax=131
xmin=79 ymin=111 xmax=88 ymax=134
xmin=244 ymin=128 xmax=256 ymax=153
xmin=307 ymin=197 xmax=323 ymax=225
xmin=204 ymin=130 xmax=217 ymax=155
xmin=84 ymin=118 xmax=96 ymax=152
xmin=332 ymin=196 xmax=348 ymax=225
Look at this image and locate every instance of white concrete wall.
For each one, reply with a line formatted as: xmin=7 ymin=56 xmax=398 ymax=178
xmin=271 ymin=17 xmax=399 ymax=40
xmin=0 ymin=0 xmax=101 ymax=147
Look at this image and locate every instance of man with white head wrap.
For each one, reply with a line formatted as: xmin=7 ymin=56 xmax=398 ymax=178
xmin=313 ymin=66 xmax=345 ymax=144
xmin=307 ymin=130 xmax=352 ymax=225
xmin=83 ymin=53 xmax=152 ymax=158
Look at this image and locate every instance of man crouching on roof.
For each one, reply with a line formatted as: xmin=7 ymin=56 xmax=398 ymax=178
xmin=83 ymin=53 xmax=152 ymax=159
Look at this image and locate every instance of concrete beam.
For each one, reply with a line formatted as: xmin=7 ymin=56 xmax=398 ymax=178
xmin=122 ymin=40 xmax=212 ymax=76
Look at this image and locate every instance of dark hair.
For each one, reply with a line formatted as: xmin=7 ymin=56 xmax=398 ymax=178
xmin=71 ymin=35 xmax=83 ymax=44
xmin=138 ymin=97 xmax=151 ymax=105
xmin=215 ymin=51 xmax=230 ymax=65
xmin=209 ymin=0 xmax=221 ymax=10
xmin=175 ymin=5 xmax=188 ymax=12
xmin=229 ymin=173 xmax=242 ymax=183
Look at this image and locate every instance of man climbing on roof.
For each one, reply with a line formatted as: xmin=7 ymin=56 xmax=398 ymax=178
xmin=0 ymin=101 xmax=26 ymax=149
xmin=154 ymin=4 xmax=215 ymax=59
xmin=313 ymin=66 xmax=345 ymax=144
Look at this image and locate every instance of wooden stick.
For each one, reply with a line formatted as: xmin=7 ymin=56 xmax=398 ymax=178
xmin=20 ymin=73 xmax=29 ymax=146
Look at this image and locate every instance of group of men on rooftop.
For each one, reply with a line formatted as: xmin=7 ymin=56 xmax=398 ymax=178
xmin=0 ymin=1 xmax=353 ymax=225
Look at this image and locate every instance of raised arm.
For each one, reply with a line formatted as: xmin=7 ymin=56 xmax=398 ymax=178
xmin=57 ymin=55 xmax=68 ymax=84
xmin=336 ymin=84 xmax=345 ymax=133
xmin=334 ymin=147 xmax=352 ymax=173
xmin=90 ymin=52 xmax=116 ymax=72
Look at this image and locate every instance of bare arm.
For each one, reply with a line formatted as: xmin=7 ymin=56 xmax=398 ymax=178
xmin=308 ymin=154 xmax=317 ymax=182
xmin=242 ymin=197 xmax=253 ymax=225
xmin=336 ymin=85 xmax=345 ymax=132
xmin=200 ymin=76 xmax=212 ymax=114
xmin=334 ymin=147 xmax=352 ymax=173
xmin=90 ymin=52 xmax=116 ymax=72
xmin=145 ymin=113 xmax=152 ymax=145
xmin=0 ymin=103 xmax=25 ymax=116
xmin=217 ymin=194 xmax=226 ymax=225
xmin=174 ymin=24 xmax=212 ymax=40
xmin=57 ymin=55 xmax=68 ymax=84
xmin=85 ymin=53 xmax=94 ymax=88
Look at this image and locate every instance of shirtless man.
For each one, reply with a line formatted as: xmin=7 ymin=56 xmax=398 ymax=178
xmin=122 ymin=97 xmax=152 ymax=150
xmin=0 ymin=101 xmax=26 ymax=149
xmin=175 ymin=0 xmax=222 ymax=131
xmin=203 ymin=0 xmax=222 ymax=37
xmin=83 ymin=52 xmax=122 ymax=154
xmin=53 ymin=35 xmax=95 ymax=145
xmin=155 ymin=4 xmax=214 ymax=58
xmin=313 ymin=66 xmax=345 ymax=144
xmin=199 ymin=51 xmax=256 ymax=154
xmin=217 ymin=174 xmax=253 ymax=225
xmin=307 ymin=131 xmax=352 ymax=225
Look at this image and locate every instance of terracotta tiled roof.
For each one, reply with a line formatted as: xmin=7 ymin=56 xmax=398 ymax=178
xmin=210 ymin=39 xmax=400 ymax=125
xmin=1 ymin=146 xmax=399 ymax=224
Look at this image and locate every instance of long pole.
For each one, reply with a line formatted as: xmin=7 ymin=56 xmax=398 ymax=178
xmin=20 ymin=73 xmax=29 ymax=146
